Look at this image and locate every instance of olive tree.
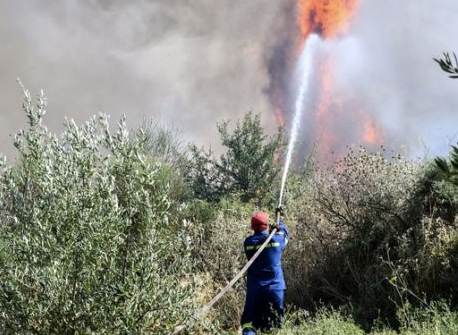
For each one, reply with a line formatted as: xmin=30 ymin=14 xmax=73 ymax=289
xmin=0 ymin=88 xmax=198 ymax=334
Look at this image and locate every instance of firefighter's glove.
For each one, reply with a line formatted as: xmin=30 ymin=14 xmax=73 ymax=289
xmin=269 ymin=222 xmax=280 ymax=233
xmin=276 ymin=205 xmax=285 ymax=217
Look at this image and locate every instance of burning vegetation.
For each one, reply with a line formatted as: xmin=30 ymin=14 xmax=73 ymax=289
xmin=297 ymin=0 xmax=360 ymax=40
xmin=269 ymin=0 xmax=384 ymax=163
xmin=0 ymin=88 xmax=456 ymax=334
xmin=0 ymin=1 xmax=457 ymax=334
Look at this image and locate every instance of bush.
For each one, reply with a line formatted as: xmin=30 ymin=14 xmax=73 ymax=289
xmin=281 ymin=145 xmax=458 ymax=330
xmin=3 ymin=88 xmax=457 ymax=334
xmin=283 ymin=148 xmax=418 ymax=327
xmin=0 ymin=88 xmax=198 ymax=334
xmin=183 ymin=198 xmax=257 ymax=330
xmin=187 ymin=112 xmax=283 ymax=205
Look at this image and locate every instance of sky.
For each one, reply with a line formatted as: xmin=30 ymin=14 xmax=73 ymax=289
xmin=0 ymin=0 xmax=457 ymax=161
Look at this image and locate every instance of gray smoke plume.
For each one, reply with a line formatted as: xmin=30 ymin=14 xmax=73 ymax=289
xmin=0 ymin=0 xmax=289 ymax=159
xmin=0 ymin=0 xmax=457 ymax=161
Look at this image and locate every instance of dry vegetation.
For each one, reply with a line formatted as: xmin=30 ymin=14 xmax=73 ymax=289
xmin=0 ymin=89 xmax=457 ymax=334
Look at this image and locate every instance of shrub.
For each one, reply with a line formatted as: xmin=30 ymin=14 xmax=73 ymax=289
xmin=0 ymin=88 xmax=198 ymax=334
xmin=390 ymin=162 xmax=458 ymax=308
xmin=282 ymin=146 xmax=458 ymax=330
xmin=284 ymin=147 xmax=420 ymax=327
xmin=187 ymin=112 xmax=283 ymax=205
xmin=136 ymin=117 xmax=185 ymax=168
xmin=184 ymin=199 xmax=257 ymax=330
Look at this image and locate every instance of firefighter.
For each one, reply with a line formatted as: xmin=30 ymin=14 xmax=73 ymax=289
xmin=241 ymin=206 xmax=289 ymax=334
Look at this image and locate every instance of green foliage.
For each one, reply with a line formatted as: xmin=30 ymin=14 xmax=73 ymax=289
xmin=186 ymin=146 xmax=222 ymax=202
xmin=435 ymin=144 xmax=458 ymax=187
xmin=0 ymin=88 xmax=198 ymax=334
xmin=434 ymin=51 xmax=458 ymax=187
xmin=216 ymin=113 xmax=283 ymax=203
xmin=184 ymin=201 xmax=255 ymax=330
xmin=397 ymin=300 xmax=458 ymax=335
xmin=2 ymin=86 xmax=458 ymax=334
xmin=276 ymin=302 xmax=458 ymax=335
xmin=388 ymin=164 xmax=458 ymax=306
xmin=434 ymin=52 xmax=458 ymax=79
xmin=187 ymin=112 xmax=283 ymax=205
xmin=278 ymin=309 xmax=364 ymax=335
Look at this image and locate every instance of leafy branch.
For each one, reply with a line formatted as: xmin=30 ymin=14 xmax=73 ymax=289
xmin=435 ymin=145 xmax=458 ymax=186
xmin=434 ymin=52 xmax=458 ymax=78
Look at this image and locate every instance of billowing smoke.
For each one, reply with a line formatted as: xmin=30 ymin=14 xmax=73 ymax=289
xmin=0 ymin=0 xmax=289 ymax=158
xmin=0 ymin=0 xmax=457 ymax=161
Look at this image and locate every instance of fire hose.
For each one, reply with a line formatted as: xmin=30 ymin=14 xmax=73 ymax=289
xmin=172 ymin=211 xmax=282 ymax=334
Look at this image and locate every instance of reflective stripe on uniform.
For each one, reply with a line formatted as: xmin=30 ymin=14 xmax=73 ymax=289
xmin=245 ymin=241 xmax=280 ymax=251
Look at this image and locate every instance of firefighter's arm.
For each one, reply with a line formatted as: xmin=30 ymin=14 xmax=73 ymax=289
xmin=243 ymin=239 xmax=252 ymax=260
xmin=277 ymin=220 xmax=289 ymax=236
xmin=275 ymin=206 xmax=290 ymax=246
xmin=277 ymin=220 xmax=289 ymax=248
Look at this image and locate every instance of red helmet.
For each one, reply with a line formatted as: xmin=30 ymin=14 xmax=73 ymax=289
xmin=251 ymin=211 xmax=269 ymax=231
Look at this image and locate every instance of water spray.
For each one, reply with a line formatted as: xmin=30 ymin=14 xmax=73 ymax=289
xmin=278 ymin=34 xmax=319 ymax=207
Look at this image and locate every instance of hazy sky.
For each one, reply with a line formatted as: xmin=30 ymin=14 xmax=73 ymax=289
xmin=0 ymin=0 xmax=457 ymax=161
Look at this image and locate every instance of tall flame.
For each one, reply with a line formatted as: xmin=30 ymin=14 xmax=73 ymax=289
xmin=297 ymin=0 xmax=360 ymax=40
xmin=267 ymin=0 xmax=384 ymax=164
xmin=295 ymin=0 xmax=384 ymax=163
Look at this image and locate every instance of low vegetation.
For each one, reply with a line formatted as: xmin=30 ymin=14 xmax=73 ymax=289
xmin=0 ymin=86 xmax=457 ymax=334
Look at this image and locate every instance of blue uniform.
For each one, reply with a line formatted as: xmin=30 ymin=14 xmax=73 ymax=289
xmin=241 ymin=220 xmax=289 ymax=334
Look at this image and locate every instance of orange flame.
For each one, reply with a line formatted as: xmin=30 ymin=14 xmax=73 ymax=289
xmin=313 ymin=56 xmax=385 ymax=164
xmin=297 ymin=0 xmax=361 ymax=40
xmin=293 ymin=0 xmax=385 ymax=163
xmin=264 ymin=0 xmax=382 ymax=163
xmin=274 ymin=107 xmax=286 ymax=127
xmin=361 ymin=113 xmax=384 ymax=145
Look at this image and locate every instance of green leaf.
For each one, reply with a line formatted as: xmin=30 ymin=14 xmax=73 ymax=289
xmin=435 ymin=157 xmax=450 ymax=174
